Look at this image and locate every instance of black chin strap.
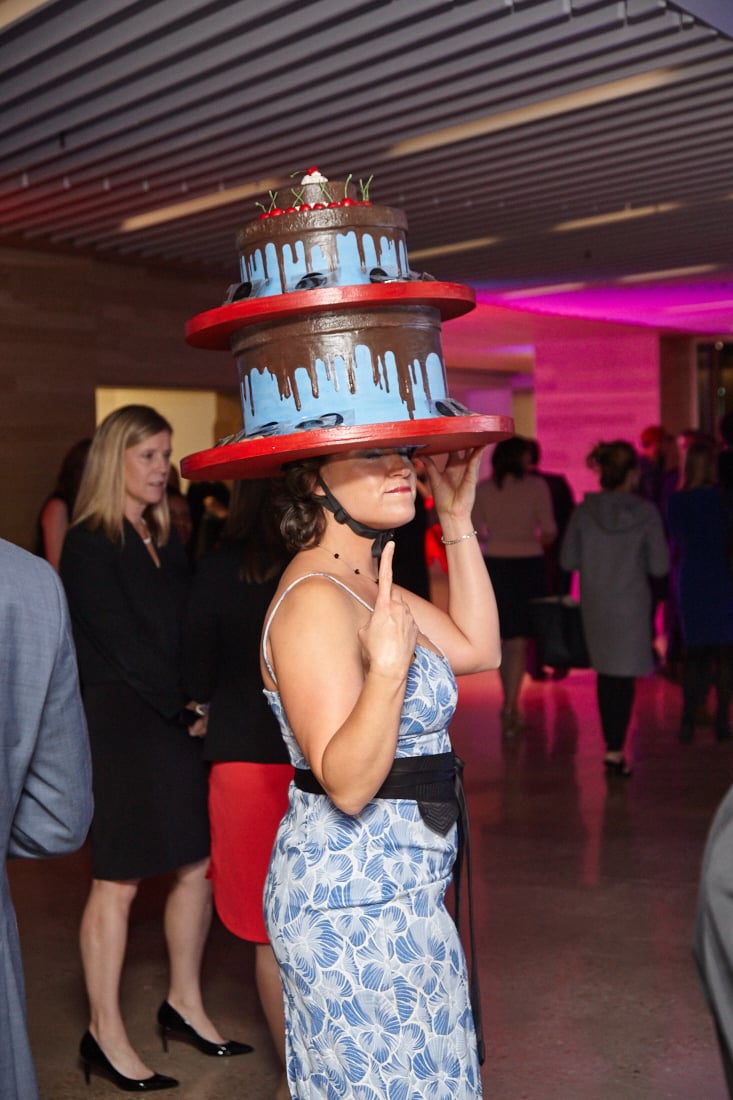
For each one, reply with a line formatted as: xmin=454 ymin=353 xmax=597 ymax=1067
xmin=316 ymin=476 xmax=394 ymax=559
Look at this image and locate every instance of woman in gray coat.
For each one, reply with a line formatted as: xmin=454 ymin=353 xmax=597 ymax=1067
xmin=561 ymin=441 xmax=669 ymax=775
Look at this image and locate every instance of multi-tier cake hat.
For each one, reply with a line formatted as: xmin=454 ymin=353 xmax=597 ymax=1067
xmin=181 ymin=167 xmax=512 ymax=480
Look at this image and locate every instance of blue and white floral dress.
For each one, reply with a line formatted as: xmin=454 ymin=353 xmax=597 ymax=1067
xmin=262 ymin=574 xmax=482 ymax=1099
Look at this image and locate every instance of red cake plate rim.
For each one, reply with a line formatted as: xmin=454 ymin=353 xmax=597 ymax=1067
xmin=181 ymin=414 xmax=513 ymax=481
xmin=184 ymin=282 xmax=476 ymax=350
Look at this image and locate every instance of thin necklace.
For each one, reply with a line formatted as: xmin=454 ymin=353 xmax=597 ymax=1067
xmin=320 ymin=545 xmax=378 ymax=584
xmin=139 ymin=517 xmax=152 ymax=545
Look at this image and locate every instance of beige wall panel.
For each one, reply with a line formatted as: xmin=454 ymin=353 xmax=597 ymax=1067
xmin=660 ymin=335 xmax=697 ymax=434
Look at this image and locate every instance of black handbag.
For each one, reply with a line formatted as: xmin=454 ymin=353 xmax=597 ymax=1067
xmin=529 ymin=596 xmax=591 ymax=669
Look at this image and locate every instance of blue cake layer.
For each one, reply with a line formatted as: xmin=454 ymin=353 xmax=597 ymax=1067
xmin=236 ymin=181 xmax=410 ymax=299
xmin=240 ymin=225 xmax=410 ymax=298
xmin=231 ymin=306 xmax=449 ymax=437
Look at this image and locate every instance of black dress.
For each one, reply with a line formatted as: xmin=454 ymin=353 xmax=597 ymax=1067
xmin=183 ymin=543 xmax=289 ymax=766
xmin=60 ymin=521 xmax=209 ymax=880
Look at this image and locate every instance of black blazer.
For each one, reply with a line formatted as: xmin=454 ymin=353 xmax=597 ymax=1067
xmin=60 ymin=520 xmax=190 ymax=720
xmin=183 ymin=542 xmax=289 ymax=764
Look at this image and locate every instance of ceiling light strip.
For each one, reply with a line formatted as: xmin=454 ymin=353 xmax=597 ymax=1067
xmin=409 ymin=236 xmax=500 ymax=259
xmin=118 ymin=177 xmax=284 ymax=232
xmin=386 ymin=69 xmax=686 ymax=158
xmin=618 ymin=264 xmax=720 ymax=283
xmin=552 ymin=202 xmax=682 ymax=232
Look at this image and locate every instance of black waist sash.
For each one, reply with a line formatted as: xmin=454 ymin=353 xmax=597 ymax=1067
xmin=293 ymin=752 xmax=485 ymax=1065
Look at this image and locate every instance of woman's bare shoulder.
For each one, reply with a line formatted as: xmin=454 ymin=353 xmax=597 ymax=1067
xmin=264 ymin=561 xmax=367 ymax=689
xmin=269 ymin=560 xmax=369 ymax=628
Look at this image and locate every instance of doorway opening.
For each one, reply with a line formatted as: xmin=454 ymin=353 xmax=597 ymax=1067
xmin=697 ymin=341 xmax=733 ymax=438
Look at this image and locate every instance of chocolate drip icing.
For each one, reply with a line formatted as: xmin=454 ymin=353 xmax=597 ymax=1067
xmin=234 ymin=305 xmax=444 ymax=428
xmin=239 ymin=201 xmax=410 ymax=295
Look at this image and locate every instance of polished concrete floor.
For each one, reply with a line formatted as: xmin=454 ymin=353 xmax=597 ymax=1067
xmin=9 ymin=666 xmax=733 ymax=1099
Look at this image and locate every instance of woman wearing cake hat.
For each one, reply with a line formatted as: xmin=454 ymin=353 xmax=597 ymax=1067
xmin=182 ymin=166 xmax=509 ymax=1094
xmin=256 ymin=441 xmax=499 ymax=1097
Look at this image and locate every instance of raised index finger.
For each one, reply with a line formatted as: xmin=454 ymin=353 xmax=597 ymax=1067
xmin=375 ymin=539 xmax=395 ymax=607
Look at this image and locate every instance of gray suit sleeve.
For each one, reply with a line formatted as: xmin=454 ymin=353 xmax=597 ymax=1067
xmin=8 ymin=566 xmax=93 ymax=859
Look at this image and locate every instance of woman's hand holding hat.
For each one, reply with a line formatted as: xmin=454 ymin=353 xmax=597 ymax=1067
xmin=422 ymin=446 xmax=485 ymax=542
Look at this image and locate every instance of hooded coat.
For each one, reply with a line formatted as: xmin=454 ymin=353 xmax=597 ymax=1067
xmin=560 ymin=491 xmax=669 ymax=677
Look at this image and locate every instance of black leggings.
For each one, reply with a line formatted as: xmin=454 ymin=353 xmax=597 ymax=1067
xmin=596 ymin=674 xmax=636 ymax=753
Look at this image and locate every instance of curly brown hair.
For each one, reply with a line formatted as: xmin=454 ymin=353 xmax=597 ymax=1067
xmin=273 ymin=457 xmax=329 ymax=551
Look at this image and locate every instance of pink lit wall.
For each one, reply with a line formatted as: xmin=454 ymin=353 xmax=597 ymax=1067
xmin=533 ymin=326 xmax=661 ymax=502
xmin=448 ymin=380 xmax=514 ymax=482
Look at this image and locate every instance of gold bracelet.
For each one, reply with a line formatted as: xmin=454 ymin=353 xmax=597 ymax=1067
xmin=440 ymin=529 xmax=478 ymax=546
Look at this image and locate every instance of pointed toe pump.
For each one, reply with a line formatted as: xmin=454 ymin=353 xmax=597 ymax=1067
xmin=603 ymin=755 xmax=632 ymax=778
xmin=157 ymin=1001 xmax=253 ymax=1057
xmin=80 ymin=1031 xmax=179 ymax=1091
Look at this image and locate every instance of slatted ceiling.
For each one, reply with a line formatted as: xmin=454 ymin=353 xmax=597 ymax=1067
xmin=0 ymin=0 xmax=732 ymax=340
xmin=2 ymin=0 xmax=429 ymax=136
xmin=16 ymin=66 xmax=726 ymax=250
xmin=0 ymin=2 xmax=668 ymax=169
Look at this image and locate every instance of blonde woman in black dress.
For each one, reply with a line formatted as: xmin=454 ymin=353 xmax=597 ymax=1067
xmin=61 ymin=405 xmax=250 ymax=1092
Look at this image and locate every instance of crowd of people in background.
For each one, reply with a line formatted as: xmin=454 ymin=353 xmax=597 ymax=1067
xmin=467 ymin=419 xmax=733 ymax=772
xmin=16 ymin=404 xmax=733 ymax=1097
xmin=32 ymin=414 xmax=733 ymax=781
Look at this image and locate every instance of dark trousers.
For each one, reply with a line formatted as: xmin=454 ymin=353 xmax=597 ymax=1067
xmin=682 ymin=645 xmax=733 ymax=735
xmin=596 ymin=674 xmax=636 ymax=753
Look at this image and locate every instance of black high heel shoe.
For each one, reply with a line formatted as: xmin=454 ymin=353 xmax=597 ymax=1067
xmin=157 ymin=1001 xmax=253 ymax=1057
xmin=80 ymin=1031 xmax=179 ymax=1091
xmin=603 ymin=756 xmax=632 ymax=777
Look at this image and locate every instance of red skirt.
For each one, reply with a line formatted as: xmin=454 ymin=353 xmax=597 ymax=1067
xmin=208 ymin=761 xmax=291 ymax=943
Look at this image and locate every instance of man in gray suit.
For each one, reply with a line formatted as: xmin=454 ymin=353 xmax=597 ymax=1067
xmin=695 ymin=788 xmax=733 ymax=1099
xmin=1 ymin=537 xmax=93 ymax=1100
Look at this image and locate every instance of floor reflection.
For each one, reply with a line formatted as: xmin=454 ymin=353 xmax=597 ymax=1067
xmin=9 ymin=666 xmax=733 ymax=1099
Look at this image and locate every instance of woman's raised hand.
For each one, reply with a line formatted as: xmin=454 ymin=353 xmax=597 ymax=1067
xmin=358 ymin=541 xmax=418 ymax=680
xmin=421 ymin=447 xmax=486 ymax=524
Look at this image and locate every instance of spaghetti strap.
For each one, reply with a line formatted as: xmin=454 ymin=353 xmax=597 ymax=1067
xmin=262 ymin=572 xmax=374 ymax=685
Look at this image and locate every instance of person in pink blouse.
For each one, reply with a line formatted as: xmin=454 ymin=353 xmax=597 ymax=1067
xmin=472 ymin=437 xmax=557 ymax=736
